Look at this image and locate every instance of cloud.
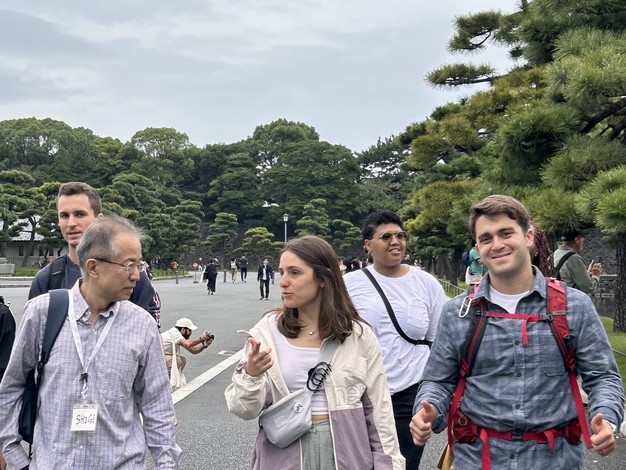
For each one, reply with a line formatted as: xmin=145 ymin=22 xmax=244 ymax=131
xmin=0 ymin=1 xmax=518 ymax=151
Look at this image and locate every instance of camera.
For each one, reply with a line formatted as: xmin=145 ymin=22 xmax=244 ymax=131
xmin=204 ymin=331 xmax=214 ymax=341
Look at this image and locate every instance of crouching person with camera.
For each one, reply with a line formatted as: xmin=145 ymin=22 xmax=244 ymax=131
xmin=161 ymin=318 xmax=213 ymax=389
xmin=225 ymin=236 xmax=404 ymax=470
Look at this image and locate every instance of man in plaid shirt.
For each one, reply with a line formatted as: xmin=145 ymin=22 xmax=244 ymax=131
xmin=410 ymin=195 xmax=623 ymax=469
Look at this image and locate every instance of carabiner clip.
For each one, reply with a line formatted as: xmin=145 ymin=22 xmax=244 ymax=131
xmin=459 ymin=296 xmax=472 ymax=318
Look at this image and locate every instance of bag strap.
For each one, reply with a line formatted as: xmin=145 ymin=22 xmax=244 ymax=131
xmin=319 ymin=337 xmax=339 ymax=363
xmin=546 ymin=279 xmax=592 ymax=449
xmin=304 ymin=337 xmax=339 ymax=395
xmin=47 ymin=256 xmax=68 ymax=291
xmin=361 ymin=268 xmax=432 ymax=348
xmin=554 ymin=251 xmax=576 ymax=281
xmin=37 ymin=289 xmax=69 ymax=381
xmin=22 ymin=289 xmax=67 ymax=457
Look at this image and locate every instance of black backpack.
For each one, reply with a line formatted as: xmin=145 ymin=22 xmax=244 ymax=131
xmin=18 ymin=290 xmax=68 ymax=446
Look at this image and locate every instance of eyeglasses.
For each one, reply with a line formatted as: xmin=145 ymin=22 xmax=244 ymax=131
xmin=375 ymin=231 xmax=408 ymax=242
xmin=95 ymin=258 xmax=147 ymax=273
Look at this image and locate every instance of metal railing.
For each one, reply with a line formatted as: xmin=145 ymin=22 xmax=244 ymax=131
xmin=439 ymin=279 xmax=465 ymax=298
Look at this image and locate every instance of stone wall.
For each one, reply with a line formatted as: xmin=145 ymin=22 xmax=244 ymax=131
xmin=0 ymin=258 xmax=15 ymax=275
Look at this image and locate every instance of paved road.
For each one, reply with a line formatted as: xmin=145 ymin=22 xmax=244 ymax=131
xmin=2 ymin=274 xmax=625 ymax=469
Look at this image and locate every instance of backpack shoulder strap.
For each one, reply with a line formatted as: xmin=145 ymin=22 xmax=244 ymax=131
xmin=361 ymin=268 xmax=432 ymax=347
xmin=447 ymin=289 xmax=488 ymax=454
xmin=47 ymin=256 xmax=68 ymax=291
xmin=554 ymin=251 xmax=576 ymax=281
xmin=545 ymin=278 xmax=572 ymax=370
xmin=39 ymin=289 xmax=69 ymax=370
xmin=545 ymin=278 xmax=592 ymax=449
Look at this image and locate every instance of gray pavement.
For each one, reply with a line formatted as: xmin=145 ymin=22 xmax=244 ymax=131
xmin=2 ymin=274 xmax=626 ymax=469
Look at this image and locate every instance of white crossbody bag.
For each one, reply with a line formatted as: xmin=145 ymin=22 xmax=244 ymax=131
xmin=259 ymin=337 xmax=339 ymax=448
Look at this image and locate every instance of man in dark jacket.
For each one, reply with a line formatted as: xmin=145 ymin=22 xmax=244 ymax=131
xmin=238 ymin=256 xmax=248 ymax=283
xmin=204 ymin=260 xmax=218 ymax=295
xmin=256 ymin=258 xmax=274 ymax=300
xmin=28 ymin=182 xmax=161 ymax=327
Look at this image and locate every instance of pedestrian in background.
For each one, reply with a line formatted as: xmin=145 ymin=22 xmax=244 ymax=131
xmin=238 ymin=255 xmax=248 ymax=283
xmin=553 ymin=229 xmax=602 ymax=295
xmin=161 ymin=317 xmax=214 ymax=378
xmin=257 ymin=258 xmax=274 ymax=301
xmin=204 ymin=259 xmax=218 ymax=295
xmin=225 ymin=235 xmax=405 ymax=469
xmin=230 ymin=258 xmax=238 ymax=283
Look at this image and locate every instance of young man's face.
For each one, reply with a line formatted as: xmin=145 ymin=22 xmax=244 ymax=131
xmin=474 ymin=213 xmax=534 ymax=281
xmin=364 ymin=223 xmax=406 ymax=269
xmin=57 ymin=194 xmax=100 ymax=248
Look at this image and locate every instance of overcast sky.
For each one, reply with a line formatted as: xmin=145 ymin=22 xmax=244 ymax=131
xmin=1 ymin=1 xmax=518 ymax=152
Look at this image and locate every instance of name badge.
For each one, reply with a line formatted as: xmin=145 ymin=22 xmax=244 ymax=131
xmin=71 ymin=404 xmax=98 ymax=432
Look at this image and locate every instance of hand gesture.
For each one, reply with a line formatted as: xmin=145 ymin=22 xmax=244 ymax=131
xmin=409 ymin=400 xmax=437 ymax=446
xmin=590 ymin=413 xmax=615 ymax=457
xmin=244 ymin=337 xmax=273 ymax=377
xmin=588 ymin=261 xmax=602 ymax=276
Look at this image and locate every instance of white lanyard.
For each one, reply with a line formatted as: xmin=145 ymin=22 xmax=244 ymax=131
xmin=67 ymin=294 xmax=117 ymax=401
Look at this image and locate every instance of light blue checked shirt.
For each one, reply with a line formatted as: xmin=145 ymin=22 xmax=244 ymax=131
xmin=415 ymin=269 xmax=624 ymax=470
xmin=0 ymin=281 xmax=181 ymax=469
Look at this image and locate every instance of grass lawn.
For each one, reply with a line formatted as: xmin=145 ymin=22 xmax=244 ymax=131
xmin=13 ymin=267 xmax=38 ymax=276
xmin=601 ymin=317 xmax=626 ymax=391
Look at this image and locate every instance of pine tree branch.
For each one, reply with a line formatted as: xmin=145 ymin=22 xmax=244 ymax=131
xmin=581 ymin=97 xmax=626 ymax=134
xmin=609 ymin=117 xmax=626 ymax=141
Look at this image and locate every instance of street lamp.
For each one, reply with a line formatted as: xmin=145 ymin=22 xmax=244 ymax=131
xmin=283 ymin=213 xmax=289 ymax=243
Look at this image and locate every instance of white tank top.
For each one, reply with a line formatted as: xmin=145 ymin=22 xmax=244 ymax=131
xmin=269 ymin=315 xmax=329 ymax=415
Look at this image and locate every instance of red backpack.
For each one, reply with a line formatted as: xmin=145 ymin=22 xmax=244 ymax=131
xmin=447 ymin=278 xmax=592 ymax=468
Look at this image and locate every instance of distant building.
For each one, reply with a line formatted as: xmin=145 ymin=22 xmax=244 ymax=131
xmin=0 ymin=217 xmax=55 ymax=266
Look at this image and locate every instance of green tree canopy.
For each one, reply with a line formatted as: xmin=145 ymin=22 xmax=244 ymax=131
xmin=204 ymin=212 xmax=238 ymax=264
xmin=295 ymin=199 xmax=331 ymax=239
xmin=0 ymin=170 xmax=46 ymax=261
xmin=237 ymin=227 xmax=279 ymax=264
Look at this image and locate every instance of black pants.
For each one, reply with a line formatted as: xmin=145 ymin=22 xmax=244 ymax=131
xmin=392 ymin=382 xmax=424 ymax=469
xmin=207 ymin=276 xmax=217 ymax=293
xmin=259 ymin=279 xmax=270 ymax=298
xmin=240 ymin=268 xmax=247 ymax=281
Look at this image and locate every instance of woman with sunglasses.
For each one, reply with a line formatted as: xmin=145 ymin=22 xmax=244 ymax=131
xmin=225 ymin=235 xmax=404 ymax=469
xmin=344 ymin=210 xmax=447 ymax=470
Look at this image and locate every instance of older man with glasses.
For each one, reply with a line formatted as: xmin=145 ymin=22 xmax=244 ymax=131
xmin=0 ymin=216 xmax=181 ymax=469
xmin=344 ymin=209 xmax=447 ymax=469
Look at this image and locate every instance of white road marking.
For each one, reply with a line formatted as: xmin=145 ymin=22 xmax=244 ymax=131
xmin=172 ymin=349 xmax=243 ymax=404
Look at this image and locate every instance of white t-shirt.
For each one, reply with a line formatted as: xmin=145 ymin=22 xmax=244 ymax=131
xmin=489 ymin=287 xmax=530 ymax=314
xmin=344 ymin=266 xmax=447 ymax=394
xmin=161 ymin=327 xmax=184 ymax=356
xmin=268 ymin=315 xmax=329 ymax=415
